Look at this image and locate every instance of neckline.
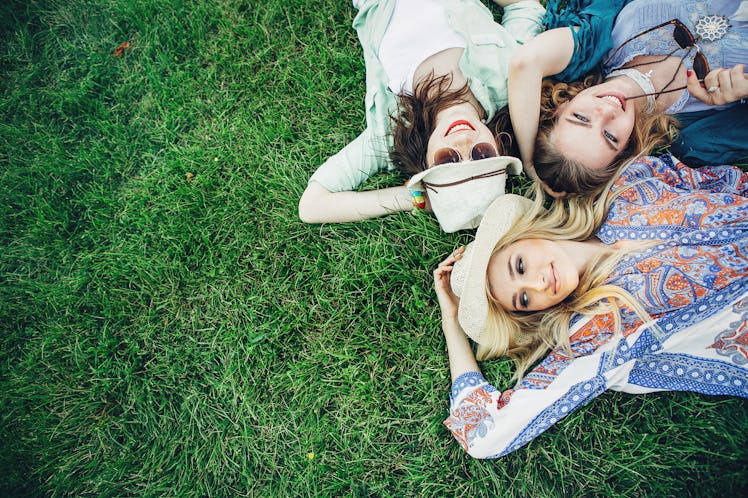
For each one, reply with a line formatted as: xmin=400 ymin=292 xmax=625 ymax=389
xmin=607 ymin=68 xmax=657 ymax=113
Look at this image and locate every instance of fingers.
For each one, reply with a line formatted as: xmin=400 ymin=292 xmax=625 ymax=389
xmin=437 ymin=246 xmax=465 ymax=267
xmin=728 ymin=63 xmax=748 ymax=100
xmin=716 ymin=67 xmax=734 ymax=99
xmin=434 ymin=246 xmax=466 ymax=283
xmin=690 ymin=65 xmax=748 ymax=106
xmin=687 ymin=68 xmax=711 ymax=104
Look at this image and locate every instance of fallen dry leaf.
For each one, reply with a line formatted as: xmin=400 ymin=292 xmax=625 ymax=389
xmin=113 ymin=42 xmax=131 ymax=57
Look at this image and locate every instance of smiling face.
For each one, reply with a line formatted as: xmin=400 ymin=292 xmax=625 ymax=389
xmin=426 ymin=110 xmax=498 ymax=168
xmin=551 ymin=80 xmax=638 ymax=171
xmin=486 ymin=239 xmax=581 ymax=312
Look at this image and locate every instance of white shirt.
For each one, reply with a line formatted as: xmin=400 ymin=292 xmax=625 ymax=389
xmin=378 ymin=0 xmax=467 ymax=94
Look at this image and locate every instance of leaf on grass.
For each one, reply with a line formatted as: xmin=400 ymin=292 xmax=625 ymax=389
xmin=113 ymin=42 xmax=131 ymax=57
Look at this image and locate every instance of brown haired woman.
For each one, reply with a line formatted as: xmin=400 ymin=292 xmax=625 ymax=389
xmin=298 ymin=0 xmax=545 ymax=233
xmin=508 ymin=0 xmax=748 ymax=197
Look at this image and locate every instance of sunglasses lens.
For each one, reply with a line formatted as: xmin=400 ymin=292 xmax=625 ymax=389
xmin=433 ymin=147 xmax=461 ymax=165
xmin=693 ymin=53 xmax=709 ymax=80
xmin=673 ymin=23 xmax=695 ymax=49
xmin=470 ymin=142 xmax=498 ymax=161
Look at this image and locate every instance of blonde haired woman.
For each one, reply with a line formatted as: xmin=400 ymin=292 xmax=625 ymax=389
xmin=434 ymin=154 xmax=748 ymax=458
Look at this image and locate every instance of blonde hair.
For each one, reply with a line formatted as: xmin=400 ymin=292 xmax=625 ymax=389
xmin=475 ymin=183 xmax=652 ymax=382
xmin=533 ymin=76 xmax=679 ymax=196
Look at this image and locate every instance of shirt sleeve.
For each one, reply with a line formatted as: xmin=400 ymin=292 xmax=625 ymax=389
xmin=444 ymin=313 xmax=623 ymax=459
xmin=500 ymin=0 xmax=546 ymax=45
xmin=307 ymin=127 xmax=390 ymax=193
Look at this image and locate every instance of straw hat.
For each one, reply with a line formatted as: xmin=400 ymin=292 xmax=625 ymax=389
xmin=406 ymin=156 xmax=522 ymax=233
xmin=449 ymin=194 xmax=534 ymax=342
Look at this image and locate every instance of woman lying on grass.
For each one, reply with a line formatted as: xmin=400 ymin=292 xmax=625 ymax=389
xmin=434 ymin=153 xmax=747 ymax=458
xmin=508 ymin=0 xmax=748 ymax=197
xmin=298 ymin=0 xmax=545 ymax=232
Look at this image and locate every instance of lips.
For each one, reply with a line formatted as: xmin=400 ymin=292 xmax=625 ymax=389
xmin=550 ymin=263 xmax=559 ymax=295
xmin=599 ymin=92 xmax=627 ymax=112
xmin=445 ymin=120 xmax=475 ymax=137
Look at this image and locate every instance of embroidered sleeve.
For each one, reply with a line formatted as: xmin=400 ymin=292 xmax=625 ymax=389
xmin=443 ymin=313 xmax=629 ymax=459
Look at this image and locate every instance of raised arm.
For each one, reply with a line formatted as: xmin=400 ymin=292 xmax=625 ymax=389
xmin=434 ymin=249 xmax=608 ymax=459
xmin=434 ymin=248 xmax=480 ymax=381
xmin=507 ymin=28 xmax=575 ymax=174
xmin=298 ymin=182 xmax=412 ymax=223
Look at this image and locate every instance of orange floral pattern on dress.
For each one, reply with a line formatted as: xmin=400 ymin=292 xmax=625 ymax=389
xmin=444 ymin=387 xmax=502 ymax=451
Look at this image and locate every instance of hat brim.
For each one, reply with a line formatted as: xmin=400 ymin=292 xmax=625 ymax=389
xmin=451 ymin=194 xmax=535 ymax=342
xmin=406 ymin=156 xmax=523 ymax=232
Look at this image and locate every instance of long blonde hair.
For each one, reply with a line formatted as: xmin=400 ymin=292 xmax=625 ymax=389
xmin=533 ymin=76 xmax=679 ymax=196
xmin=476 ymin=183 xmax=652 ymax=382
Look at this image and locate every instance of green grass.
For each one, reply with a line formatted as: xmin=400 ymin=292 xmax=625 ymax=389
xmin=1 ymin=0 xmax=746 ymax=496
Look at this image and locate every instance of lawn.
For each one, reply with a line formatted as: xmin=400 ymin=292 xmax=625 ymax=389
xmin=1 ymin=0 xmax=746 ymax=496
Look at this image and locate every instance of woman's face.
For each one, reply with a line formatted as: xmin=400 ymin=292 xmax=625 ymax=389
xmin=551 ymin=80 xmax=637 ymax=171
xmin=487 ymin=238 xmax=580 ymax=312
xmin=426 ymin=114 xmax=498 ymax=168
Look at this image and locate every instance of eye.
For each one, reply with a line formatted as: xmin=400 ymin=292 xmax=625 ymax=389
xmin=433 ymin=147 xmax=461 ymax=165
xmin=516 ymin=257 xmax=524 ymax=275
xmin=520 ymin=291 xmax=529 ymax=308
xmin=470 ymin=142 xmax=497 ymax=161
xmin=573 ymin=113 xmax=589 ymax=123
xmin=604 ymin=130 xmax=618 ymax=143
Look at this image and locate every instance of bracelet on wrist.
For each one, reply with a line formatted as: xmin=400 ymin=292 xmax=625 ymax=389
xmin=410 ymin=190 xmax=426 ymax=210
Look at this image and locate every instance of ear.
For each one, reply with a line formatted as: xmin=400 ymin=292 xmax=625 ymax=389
xmin=541 ymin=180 xmax=567 ymax=199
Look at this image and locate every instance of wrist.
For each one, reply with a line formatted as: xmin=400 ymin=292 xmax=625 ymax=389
xmin=441 ymin=315 xmax=463 ymax=334
xmin=410 ymin=189 xmax=426 ymax=210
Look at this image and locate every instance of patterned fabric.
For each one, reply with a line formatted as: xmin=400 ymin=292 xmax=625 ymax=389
xmin=444 ymin=155 xmax=748 ymax=459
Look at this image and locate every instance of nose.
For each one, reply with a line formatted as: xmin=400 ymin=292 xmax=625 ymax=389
xmin=448 ymin=137 xmax=476 ymax=159
xmin=529 ymin=271 xmax=550 ymax=293
xmin=595 ymin=101 xmax=618 ymax=121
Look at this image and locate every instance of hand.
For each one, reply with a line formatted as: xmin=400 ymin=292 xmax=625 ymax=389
xmin=687 ymin=64 xmax=748 ymax=106
xmin=434 ymin=247 xmax=464 ymax=320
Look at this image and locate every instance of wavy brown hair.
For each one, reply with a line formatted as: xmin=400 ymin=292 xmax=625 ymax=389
xmin=389 ymin=73 xmax=518 ymax=177
xmin=534 ymin=74 xmax=678 ymax=196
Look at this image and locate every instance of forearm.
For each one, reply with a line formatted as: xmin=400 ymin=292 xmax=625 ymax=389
xmin=507 ymin=28 xmax=575 ymax=171
xmin=442 ymin=316 xmax=480 ymax=382
xmin=298 ymin=182 xmax=412 ymax=223
xmin=508 ymin=59 xmax=544 ymax=173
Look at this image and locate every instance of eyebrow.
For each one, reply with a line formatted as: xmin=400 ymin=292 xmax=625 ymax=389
xmin=508 ymin=257 xmax=517 ymax=310
xmin=564 ymin=117 xmax=619 ymax=152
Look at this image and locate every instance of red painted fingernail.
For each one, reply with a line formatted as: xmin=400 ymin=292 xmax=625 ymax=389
xmin=686 ymin=70 xmax=693 ymax=77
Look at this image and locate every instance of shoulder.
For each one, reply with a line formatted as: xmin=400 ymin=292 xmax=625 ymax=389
xmin=611 ymin=154 xmax=680 ymax=192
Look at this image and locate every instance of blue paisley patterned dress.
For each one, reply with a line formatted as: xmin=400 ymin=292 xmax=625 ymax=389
xmin=444 ymin=154 xmax=748 ymax=458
